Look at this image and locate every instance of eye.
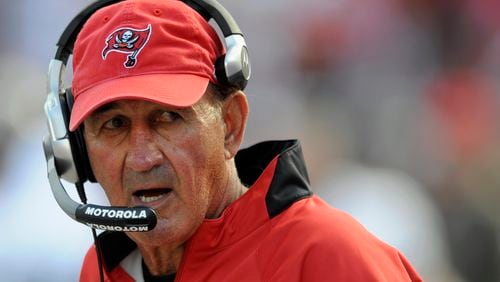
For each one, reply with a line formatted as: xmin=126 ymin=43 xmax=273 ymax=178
xmin=102 ymin=116 xmax=128 ymax=130
xmin=154 ymin=110 xmax=181 ymax=124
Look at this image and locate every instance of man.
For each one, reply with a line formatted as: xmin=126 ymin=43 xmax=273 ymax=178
xmin=67 ymin=0 xmax=422 ymax=281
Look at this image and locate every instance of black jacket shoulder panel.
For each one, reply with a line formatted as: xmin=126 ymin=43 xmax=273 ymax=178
xmin=235 ymin=140 xmax=313 ymax=218
xmin=265 ymin=141 xmax=313 ymax=218
xmin=98 ymin=231 xmax=137 ymax=271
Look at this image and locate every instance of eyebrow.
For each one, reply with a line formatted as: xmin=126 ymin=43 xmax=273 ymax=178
xmin=89 ymin=101 xmax=194 ymax=119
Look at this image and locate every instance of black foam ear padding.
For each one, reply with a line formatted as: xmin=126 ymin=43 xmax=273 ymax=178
xmin=214 ymin=54 xmax=229 ymax=86
xmin=65 ymin=89 xmax=97 ymax=182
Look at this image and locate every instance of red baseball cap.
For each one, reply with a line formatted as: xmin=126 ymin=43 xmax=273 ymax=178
xmin=69 ymin=0 xmax=223 ymax=131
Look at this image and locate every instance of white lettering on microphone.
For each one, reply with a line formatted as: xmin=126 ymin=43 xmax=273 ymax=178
xmin=84 ymin=207 xmax=147 ymax=219
xmin=86 ymin=223 xmax=149 ymax=232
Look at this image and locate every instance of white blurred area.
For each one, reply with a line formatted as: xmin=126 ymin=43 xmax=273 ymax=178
xmin=1 ymin=0 xmax=499 ymax=281
xmin=0 ymin=1 xmax=108 ymax=281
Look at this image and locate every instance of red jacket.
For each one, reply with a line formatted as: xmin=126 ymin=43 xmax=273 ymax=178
xmin=81 ymin=140 xmax=422 ymax=281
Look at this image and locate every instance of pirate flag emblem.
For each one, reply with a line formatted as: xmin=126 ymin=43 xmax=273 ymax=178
xmin=102 ymin=24 xmax=152 ymax=68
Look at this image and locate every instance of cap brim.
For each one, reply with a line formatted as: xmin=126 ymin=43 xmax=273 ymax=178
xmin=69 ymin=73 xmax=209 ymax=131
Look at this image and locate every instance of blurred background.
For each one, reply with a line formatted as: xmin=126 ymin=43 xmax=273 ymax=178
xmin=0 ymin=0 xmax=499 ymax=281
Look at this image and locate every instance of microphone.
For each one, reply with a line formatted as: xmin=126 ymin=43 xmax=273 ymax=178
xmin=44 ymin=139 xmax=157 ymax=232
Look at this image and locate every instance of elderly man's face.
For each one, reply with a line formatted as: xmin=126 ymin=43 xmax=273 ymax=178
xmin=83 ymin=92 xmax=229 ymax=247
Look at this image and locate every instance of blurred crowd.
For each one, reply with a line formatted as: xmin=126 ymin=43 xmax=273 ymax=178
xmin=0 ymin=0 xmax=499 ymax=281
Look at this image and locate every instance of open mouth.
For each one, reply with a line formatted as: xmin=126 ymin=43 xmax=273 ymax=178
xmin=133 ymin=188 xmax=172 ymax=203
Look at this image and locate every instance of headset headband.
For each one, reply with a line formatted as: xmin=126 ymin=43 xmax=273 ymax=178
xmin=55 ymin=0 xmax=247 ymax=69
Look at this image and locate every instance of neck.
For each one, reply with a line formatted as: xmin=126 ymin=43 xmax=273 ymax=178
xmin=138 ymin=245 xmax=183 ymax=276
xmin=208 ymin=160 xmax=248 ymax=219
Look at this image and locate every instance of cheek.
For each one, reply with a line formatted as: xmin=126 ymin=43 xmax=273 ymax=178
xmin=176 ymin=126 xmax=226 ymax=205
xmin=186 ymin=128 xmax=224 ymax=173
xmin=86 ymin=139 xmax=125 ymax=203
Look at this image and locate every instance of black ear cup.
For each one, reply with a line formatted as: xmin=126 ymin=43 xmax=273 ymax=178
xmin=214 ymin=46 xmax=250 ymax=90
xmin=64 ymin=89 xmax=97 ymax=183
xmin=227 ymin=44 xmax=250 ymax=90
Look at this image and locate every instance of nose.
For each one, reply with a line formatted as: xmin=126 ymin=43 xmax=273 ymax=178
xmin=125 ymin=125 xmax=164 ymax=172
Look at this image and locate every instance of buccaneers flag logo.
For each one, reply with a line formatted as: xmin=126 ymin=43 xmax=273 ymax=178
xmin=102 ymin=24 xmax=152 ymax=68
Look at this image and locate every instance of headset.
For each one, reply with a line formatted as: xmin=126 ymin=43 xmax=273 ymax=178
xmin=43 ymin=0 xmax=251 ymax=233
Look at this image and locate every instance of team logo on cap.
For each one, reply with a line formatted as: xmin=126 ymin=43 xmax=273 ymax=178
xmin=102 ymin=24 xmax=152 ymax=68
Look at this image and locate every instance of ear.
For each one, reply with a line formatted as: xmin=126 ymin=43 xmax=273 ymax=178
xmin=222 ymin=91 xmax=249 ymax=159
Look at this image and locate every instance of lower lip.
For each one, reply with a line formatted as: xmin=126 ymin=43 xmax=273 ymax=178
xmin=131 ymin=191 xmax=172 ymax=208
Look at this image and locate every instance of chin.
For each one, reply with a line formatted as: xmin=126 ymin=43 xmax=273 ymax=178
xmin=126 ymin=218 xmax=192 ymax=248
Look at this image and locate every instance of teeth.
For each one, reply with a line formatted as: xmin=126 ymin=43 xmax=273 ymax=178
xmin=139 ymin=194 xmax=164 ymax=203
